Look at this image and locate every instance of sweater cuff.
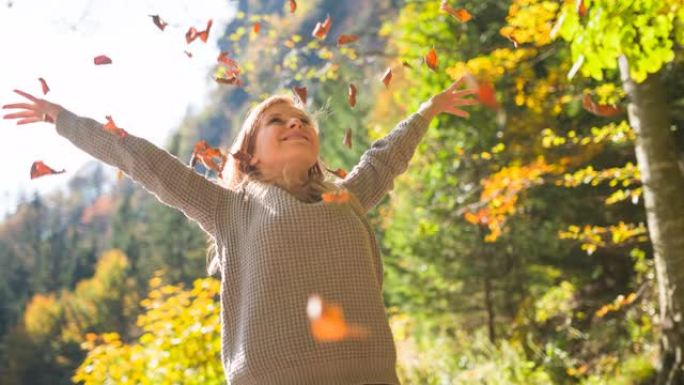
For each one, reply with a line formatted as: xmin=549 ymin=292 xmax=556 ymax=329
xmin=55 ymin=108 xmax=81 ymax=137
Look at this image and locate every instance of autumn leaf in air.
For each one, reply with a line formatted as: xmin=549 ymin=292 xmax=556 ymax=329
xmin=326 ymin=167 xmax=347 ymax=179
xmin=336 ymin=34 xmax=359 ymax=46
xmin=343 ymin=127 xmax=352 ymax=149
xmin=312 ymin=14 xmax=332 ymax=40
xmin=30 ymin=160 xmax=65 ymax=179
xmin=401 ymin=60 xmax=413 ymax=69
xmin=184 ymin=50 xmax=193 ymax=58
xmin=103 ymin=115 xmax=128 ymax=137
xmin=94 ymin=55 xmax=112 ymax=65
xmin=289 ymin=0 xmax=297 ymax=13
xmin=38 ymin=78 xmax=49 ymax=95
xmin=292 ymin=86 xmax=307 ymax=105
xmin=253 ymin=22 xmax=261 ymax=34
xmin=381 ymin=67 xmax=392 ymax=88
xmin=307 ymin=294 xmax=370 ymax=342
xmin=576 ymin=0 xmax=587 ymax=17
xmin=215 ymin=52 xmax=242 ymax=86
xmin=464 ymin=74 xmax=499 ymax=111
xmin=582 ymin=94 xmax=621 ymax=117
xmin=348 ymin=83 xmax=357 ymax=107
xmin=186 ymin=19 xmax=212 ymax=44
xmin=149 ymin=14 xmax=168 ymax=31
xmin=440 ymin=1 xmax=472 ymax=22
xmin=190 ymin=140 xmax=228 ymax=177
xmin=322 ymin=189 xmax=351 ymax=204
xmin=425 ymin=47 xmax=438 ymax=71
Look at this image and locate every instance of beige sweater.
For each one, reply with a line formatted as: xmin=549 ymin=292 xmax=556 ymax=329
xmin=55 ymin=108 xmax=430 ymax=385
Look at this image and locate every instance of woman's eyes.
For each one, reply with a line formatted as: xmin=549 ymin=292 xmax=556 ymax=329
xmin=269 ymin=117 xmax=310 ymax=125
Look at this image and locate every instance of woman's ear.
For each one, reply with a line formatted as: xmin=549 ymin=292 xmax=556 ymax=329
xmin=249 ymin=155 xmax=259 ymax=166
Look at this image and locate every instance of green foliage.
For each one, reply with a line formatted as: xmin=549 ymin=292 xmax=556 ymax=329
xmin=556 ymin=0 xmax=682 ymax=82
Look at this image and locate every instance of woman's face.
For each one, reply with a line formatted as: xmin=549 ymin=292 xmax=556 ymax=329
xmin=249 ymin=102 xmax=320 ymax=178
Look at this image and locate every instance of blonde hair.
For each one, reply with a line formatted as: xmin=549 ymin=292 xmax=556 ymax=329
xmin=206 ymin=94 xmax=340 ymax=275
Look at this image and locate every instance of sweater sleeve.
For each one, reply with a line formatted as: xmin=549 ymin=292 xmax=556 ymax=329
xmin=55 ymin=108 xmax=225 ymax=238
xmin=340 ymin=112 xmax=430 ymax=212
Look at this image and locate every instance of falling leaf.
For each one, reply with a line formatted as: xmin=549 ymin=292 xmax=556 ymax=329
xmin=381 ymin=67 xmax=392 ymax=88
xmin=465 ymin=74 xmax=499 ymax=111
xmin=336 ymin=34 xmax=359 ymax=46
xmin=30 ymin=160 xmax=65 ymax=179
xmin=190 ymin=140 xmax=227 ymax=177
xmin=289 ymin=0 xmax=297 ymax=13
xmin=312 ymin=14 xmax=332 ymax=40
xmin=307 ymin=294 xmax=370 ymax=342
xmin=440 ymin=1 xmax=472 ymax=22
xmin=292 ymin=86 xmax=307 ymax=105
xmin=576 ymin=0 xmax=587 ymax=17
xmin=116 ymin=169 xmax=125 ymax=181
xmin=253 ymin=22 xmax=261 ymax=34
xmin=326 ymin=167 xmax=347 ymax=179
xmin=348 ymin=83 xmax=357 ymax=107
xmin=425 ymin=47 xmax=438 ymax=71
xmin=582 ymin=94 xmax=621 ymax=117
xmin=38 ymin=77 xmax=49 ymax=95
xmin=322 ymin=189 xmax=351 ymax=204
xmin=94 ymin=55 xmax=112 ymax=65
xmin=149 ymin=14 xmax=168 ymax=31
xmin=343 ymin=127 xmax=352 ymax=149
xmin=215 ymin=52 xmax=242 ymax=86
xmin=184 ymin=50 xmax=193 ymax=58
xmin=103 ymin=115 xmax=128 ymax=137
xmin=186 ymin=19 xmax=212 ymax=44
xmin=401 ymin=60 xmax=413 ymax=69
xmin=217 ymin=52 xmax=239 ymax=67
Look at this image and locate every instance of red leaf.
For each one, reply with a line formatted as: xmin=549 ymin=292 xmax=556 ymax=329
xmin=253 ymin=22 xmax=261 ymax=34
xmin=336 ymin=34 xmax=359 ymax=46
xmin=465 ymin=74 xmax=499 ymax=110
xmin=321 ymin=190 xmax=351 ymax=204
xmin=348 ymin=83 xmax=357 ymax=107
xmin=307 ymin=294 xmax=370 ymax=341
xmin=30 ymin=160 xmax=65 ymax=179
xmin=312 ymin=14 xmax=332 ymax=40
xmin=149 ymin=14 xmax=168 ymax=31
xmin=216 ymin=52 xmax=242 ymax=86
xmin=381 ymin=67 xmax=392 ymax=88
xmin=582 ymin=94 xmax=621 ymax=117
xmin=425 ymin=47 xmax=438 ymax=71
xmin=38 ymin=77 xmax=49 ymax=95
xmin=103 ymin=115 xmax=128 ymax=137
xmin=186 ymin=19 xmax=212 ymax=44
xmin=292 ymin=86 xmax=307 ymax=105
xmin=289 ymin=0 xmax=297 ymax=13
xmin=326 ymin=167 xmax=347 ymax=179
xmin=440 ymin=1 xmax=472 ymax=22
xmin=576 ymin=0 xmax=587 ymax=17
xmin=190 ymin=140 xmax=227 ymax=178
xmin=94 ymin=55 xmax=112 ymax=65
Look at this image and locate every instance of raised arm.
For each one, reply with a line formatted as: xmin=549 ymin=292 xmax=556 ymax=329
xmin=340 ymin=78 xmax=477 ymax=212
xmin=3 ymin=90 xmax=229 ymax=239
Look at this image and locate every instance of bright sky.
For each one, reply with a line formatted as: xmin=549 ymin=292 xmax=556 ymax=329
xmin=0 ymin=0 xmax=235 ymax=218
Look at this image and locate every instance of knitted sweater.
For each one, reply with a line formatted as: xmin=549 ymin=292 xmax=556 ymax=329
xmin=55 ymin=108 xmax=430 ymax=385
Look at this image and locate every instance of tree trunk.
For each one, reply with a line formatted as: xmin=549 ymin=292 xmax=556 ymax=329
xmin=619 ymin=56 xmax=684 ymax=385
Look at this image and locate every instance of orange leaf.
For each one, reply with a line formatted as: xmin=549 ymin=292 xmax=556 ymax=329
xmin=190 ymin=140 xmax=227 ymax=177
xmin=441 ymin=1 xmax=472 ymax=22
xmin=93 ymin=55 xmax=112 ymax=65
xmin=381 ymin=67 xmax=392 ymax=88
xmin=343 ymin=127 xmax=352 ymax=149
xmin=289 ymin=0 xmax=297 ymax=13
xmin=336 ymin=34 xmax=359 ymax=46
xmin=312 ymin=14 xmax=332 ymax=40
xmin=149 ymin=14 xmax=168 ymax=31
xmin=38 ymin=77 xmax=49 ymax=95
xmin=576 ymin=0 xmax=587 ymax=17
xmin=186 ymin=19 xmax=212 ymax=44
xmin=321 ymin=190 xmax=350 ymax=204
xmin=465 ymin=74 xmax=499 ymax=110
xmin=103 ymin=115 xmax=128 ymax=137
xmin=425 ymin=47 xmax=438 ymax=71
xmin=307 ymin=294 xmax=369 ymax=342
xmin=348 ymin=83 xmax=357 ymax=107
xmin=253 ymin=22 xmax=261 ymax=34
xmin=292 ymin=86 xmax=307 ymax=105
xmin=216 ymin=52 xmax=242 ymax=86
xmin=326 ymin=167 xmax=347 ymax=179
xmin=582 ymin=94 xmax=621 ymax=117
xmin=30 ymin=160 xmax=65 ymax=179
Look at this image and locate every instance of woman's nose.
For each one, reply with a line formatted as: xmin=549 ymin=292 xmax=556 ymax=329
xmin=287 ymin=118 xmax=303 ymax=129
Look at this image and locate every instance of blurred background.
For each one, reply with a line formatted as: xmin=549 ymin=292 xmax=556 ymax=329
xmin=1 ymin=0 xmax=683 ymax=384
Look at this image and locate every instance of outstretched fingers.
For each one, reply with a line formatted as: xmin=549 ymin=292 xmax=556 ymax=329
xmin=446 ymin=106 xmax=470 ymax=118
xmin=2 ymin=103 xmax=36 ymax=110
xmin=3 ymin=110 xmax=38 ymax=120
xmin=13 ymin=89 xmax=40 ymax=103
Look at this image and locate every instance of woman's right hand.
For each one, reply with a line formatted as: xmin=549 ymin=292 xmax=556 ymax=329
xmin=2 ymin=89 xmax=65 ymax=125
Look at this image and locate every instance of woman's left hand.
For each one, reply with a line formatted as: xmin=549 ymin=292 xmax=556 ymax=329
xmin=417 ymin=76 xmax=478 ymax=122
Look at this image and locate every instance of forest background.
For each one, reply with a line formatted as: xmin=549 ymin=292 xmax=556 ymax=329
xmin=1 ymin=0 xmax=683 ymax=384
